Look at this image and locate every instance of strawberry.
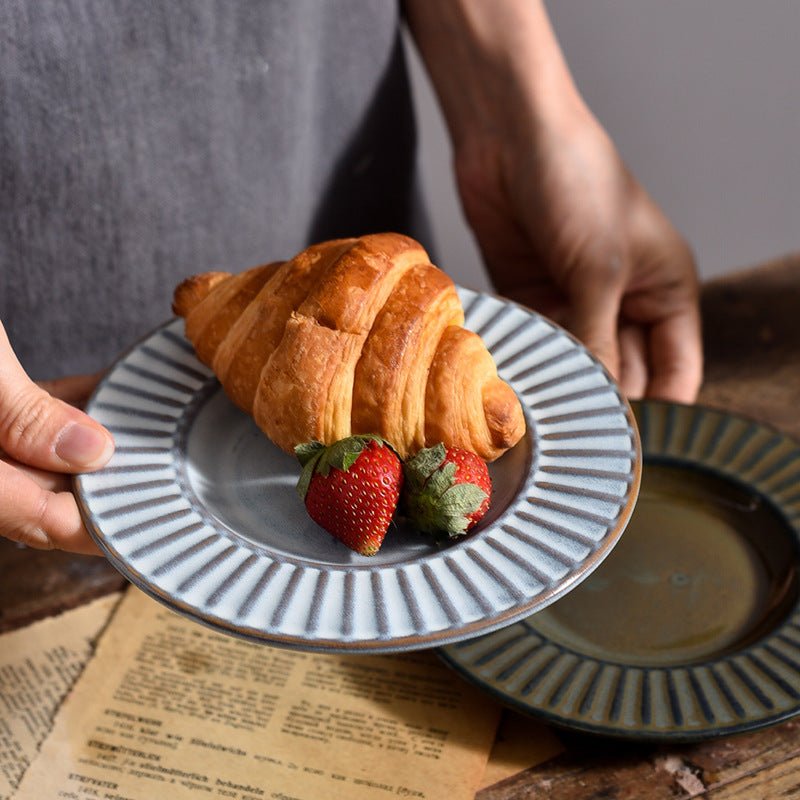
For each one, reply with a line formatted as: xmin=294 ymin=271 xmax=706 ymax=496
xmin=295 ymin=435 xmax=403 ymax=556
xmin=401 ymin=443 xmax=491 ymax=539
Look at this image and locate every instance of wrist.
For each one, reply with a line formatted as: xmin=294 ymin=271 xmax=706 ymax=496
xmin=404 ymin=0 xmax=585 ymax=147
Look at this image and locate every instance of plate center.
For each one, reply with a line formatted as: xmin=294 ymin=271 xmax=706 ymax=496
xmin=527 ymin=461 xmax=800 ymax=666
xmin=180 ymin=384 xmax=531 ymax=565
xmin=181 ymin=385 xmax=442 ymax=564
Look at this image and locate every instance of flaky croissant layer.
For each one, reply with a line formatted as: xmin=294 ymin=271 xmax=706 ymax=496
xmin=172 ymin=233 xmax=525 ymax=461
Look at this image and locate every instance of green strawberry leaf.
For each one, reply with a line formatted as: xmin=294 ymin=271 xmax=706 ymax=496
xmin=295 ymin=441 xmax=326 ymax=467
xmin=296 ymin=447 xmax=325 ymax=500
xmin=401 ymin=445 xmax=489 ymax=537
xmin=322 ymin=435 xmax=371 ymax=473
xmin=439 ymin=515 xmax=471 ymax=536
xmin=439 ymin=483 xmax=488 ymax=516
xmin=403 ymin=443 xmax=447 ymax=493
xmin=296 ymin=435 xmax=393 ymax=500
xmin=425 ymin=461 xmax=457 ymax=499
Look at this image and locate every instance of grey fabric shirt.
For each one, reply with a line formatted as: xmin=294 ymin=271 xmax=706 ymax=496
xmin=1 ymin=0 xmax=430 ymax=379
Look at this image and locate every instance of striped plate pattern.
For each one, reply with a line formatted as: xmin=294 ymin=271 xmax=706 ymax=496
xmin=76 ymin=287 xmax=639 ymax=653
xmin=440 ymin=401 xmax=800 ymax=740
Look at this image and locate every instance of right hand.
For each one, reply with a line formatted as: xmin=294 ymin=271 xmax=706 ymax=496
xmin=404 ymin=0 xmax=703 ymax=402
xmin=454 ymin=106 xmax=703 ymax=402
xmin=0 ymin=321 xmax=114 ymax=554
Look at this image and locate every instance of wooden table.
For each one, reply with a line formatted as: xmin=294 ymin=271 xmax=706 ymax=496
xmin=2 ymin=253 xmax=799 ymax=799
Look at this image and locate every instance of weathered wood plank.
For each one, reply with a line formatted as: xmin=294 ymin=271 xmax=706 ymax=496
xmin=681 ymin=720 xmax=800 ymax=788
xmin=477 ymin=746 xmax=691 ymax=799
xmin=698 ymin=254 xmax=800 ymax=440
xmin=703 ymin=754 xmax=800 ymax=799
xmin=0 ymin=538 xmax=126 ymax=632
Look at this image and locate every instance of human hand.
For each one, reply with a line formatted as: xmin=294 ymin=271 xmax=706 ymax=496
xmin=405 ymin=0 xmax=702 ymax=402
xmin=455 ymin=102 xmax=703 ymax=402
xmin=0 ymin=322 xmax=114 ymax=554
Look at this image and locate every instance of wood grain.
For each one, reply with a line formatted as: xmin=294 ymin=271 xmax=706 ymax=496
xmin=0 ymin=538 xmax=125 ymax=633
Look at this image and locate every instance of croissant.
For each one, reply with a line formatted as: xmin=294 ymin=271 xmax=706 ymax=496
xmin=172 ymin=233 xmax=525 ymax=461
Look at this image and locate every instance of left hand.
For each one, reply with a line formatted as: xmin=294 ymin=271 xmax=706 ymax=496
xmin=0 ymin=347 xmax=110 ymax=555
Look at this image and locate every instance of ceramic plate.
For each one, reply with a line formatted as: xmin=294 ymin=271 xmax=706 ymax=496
xmin=440 ymin=400 xmax=800 ymax=741
xmin=75 ymin=286 xmax=639 ymax=653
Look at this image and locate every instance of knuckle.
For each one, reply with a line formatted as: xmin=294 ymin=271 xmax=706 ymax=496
xmin=10 ymin=518 xmax=54 ymax=550
xmin=27 ymin=495 xmax=55 ymax=549
xmin=594 ymin=250 xmax=628 ymax=285
xmin=0 ymin=388 xmax=56 ymax=455
xmin=566 ymin=242 xmax=628 ymax=291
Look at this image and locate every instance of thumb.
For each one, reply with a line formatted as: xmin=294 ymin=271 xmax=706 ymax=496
xmin=0 ymin=323 xmax=114 ymax=473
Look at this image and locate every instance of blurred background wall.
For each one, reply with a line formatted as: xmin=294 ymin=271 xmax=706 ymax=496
xmin=406 ymin=0 xmax=799 ymax=292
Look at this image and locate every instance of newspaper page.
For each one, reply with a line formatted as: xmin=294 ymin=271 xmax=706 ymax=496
xmin=0 ymin=594 xmax=122 ymax=799
xmin=14 ymin=587 xmax=506 ymax=800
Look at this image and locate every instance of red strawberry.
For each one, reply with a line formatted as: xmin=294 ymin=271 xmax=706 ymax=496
xmin=402 ymin=443 xmax=491 ymax=539
xmin=295 ymin=435 xmax=403 ymax=556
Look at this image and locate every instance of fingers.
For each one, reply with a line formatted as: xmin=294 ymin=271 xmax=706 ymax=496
xmin=1 ymin=451 xmax=73 ymax=493
xmin=0 ymin=322 xmax=110 ymax=554
xmin=515 ymin=263 xmax=702 ymax=404
xmin=563 ymin=262 xmax=625 ymax=384
xmin=0 ymin=458 xmax=102 ymax=555
xmin=645 ymin=309 xmax=704 ymax=403
xmin=615 ymin=313 xmax=702 ymax=403
xmin=0 ymin=324 xmax=114 ymax=474
xmin=565 ymin=275 xmax=702 ymax=404
xmin=618 ymin=325 xmax=648 ymax=399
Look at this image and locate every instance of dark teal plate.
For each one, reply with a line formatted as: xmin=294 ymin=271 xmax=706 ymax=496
xmin=440 ymin=401 xmax=800 ymax=741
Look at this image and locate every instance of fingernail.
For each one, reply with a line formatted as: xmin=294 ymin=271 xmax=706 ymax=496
xmin=55 ymin=423 xmax=114 ymax=468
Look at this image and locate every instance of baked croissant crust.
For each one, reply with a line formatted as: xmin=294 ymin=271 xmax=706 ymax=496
xmin=172 ymin=233 xmax=525 ymax=461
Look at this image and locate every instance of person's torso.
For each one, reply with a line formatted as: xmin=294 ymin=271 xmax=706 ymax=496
xmin=1 ymin=0 xmax=425 ymax=378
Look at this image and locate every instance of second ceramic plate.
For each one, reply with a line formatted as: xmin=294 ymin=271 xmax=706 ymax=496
xmin=76 ymin=287 xmax=640 ymax=653
xmin=440 ymin=401 xmax=800 ymax=741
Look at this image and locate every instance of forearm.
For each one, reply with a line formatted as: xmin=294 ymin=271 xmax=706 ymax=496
xmin=403 ymin=0 xmax=584 ymax=146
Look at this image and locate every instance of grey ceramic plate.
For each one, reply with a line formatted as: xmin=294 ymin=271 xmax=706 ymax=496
xmin=75 ymin=286 xmax=639 ymax=653
xmin=440 ymin=400 xmax=800 ymax=741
